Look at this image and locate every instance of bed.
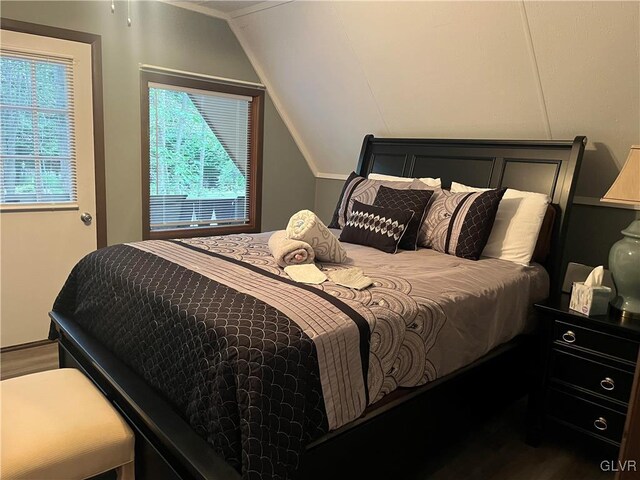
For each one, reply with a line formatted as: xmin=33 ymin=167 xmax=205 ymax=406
xmin=49 ymin=135 xmax=585 ymax=480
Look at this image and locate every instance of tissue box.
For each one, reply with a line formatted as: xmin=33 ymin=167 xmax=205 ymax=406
xmin=570 ymin=282 xmax=611 ymax=316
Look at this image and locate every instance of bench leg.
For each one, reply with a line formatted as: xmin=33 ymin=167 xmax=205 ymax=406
xmin=116 ymin=461 xmax=135 ymax=480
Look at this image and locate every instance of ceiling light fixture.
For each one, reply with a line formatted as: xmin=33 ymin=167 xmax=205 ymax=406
xmin=110 ymin=0 xmax=132 ymax=27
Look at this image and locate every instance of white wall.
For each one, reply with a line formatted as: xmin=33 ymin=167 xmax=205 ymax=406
xmin=232 ymin=0 xmax=640 ymax=198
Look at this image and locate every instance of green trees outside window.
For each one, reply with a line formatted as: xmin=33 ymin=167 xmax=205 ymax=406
xmin=0 ymin=54 xmax=75 ymax=204
xmin=149 ymin=88 xmax=245 ymax=200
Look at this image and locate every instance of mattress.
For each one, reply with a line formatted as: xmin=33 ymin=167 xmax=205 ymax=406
xmin=52 ymin=232 xmax=548 ymax=479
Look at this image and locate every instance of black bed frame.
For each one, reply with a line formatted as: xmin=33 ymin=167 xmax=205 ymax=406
xmin=50 ymin=135 xmax=586 ymax=480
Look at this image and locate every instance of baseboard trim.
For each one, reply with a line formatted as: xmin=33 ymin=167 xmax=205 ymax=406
xmin=1 ymin=338 xmax=56 ymax=353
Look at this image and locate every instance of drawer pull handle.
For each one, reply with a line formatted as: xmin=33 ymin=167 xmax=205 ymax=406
xmin=562 ymin=330 xmax=576 ymax=343
xmin=600 ymin=377 xmax=615 ymax=391
xmin=594 ymin=417 xmax=608 ymax=431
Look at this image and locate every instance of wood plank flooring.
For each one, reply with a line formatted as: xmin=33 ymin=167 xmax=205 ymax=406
xmin=1 ymin=341 xmax=58 ymax=380
xmin=407 ymin=399 xmax=612 ymax=480
xmin=0 ymin=342 xmax=613 ymax=480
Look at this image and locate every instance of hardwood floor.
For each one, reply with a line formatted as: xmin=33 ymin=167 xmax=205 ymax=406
xmin=1 ymin=341 xmax=58 ymax=380
xmin=407 ymin=399 xmax=612 ymax=480
xmin=0 ymin=343 xmax=613 ymax=480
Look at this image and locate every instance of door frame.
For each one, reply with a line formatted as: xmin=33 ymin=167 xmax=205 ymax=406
xmin=1 ymin=18 xmax=107 ymax=247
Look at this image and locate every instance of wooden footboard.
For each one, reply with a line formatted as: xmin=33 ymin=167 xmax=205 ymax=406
xmin=51 ymin=310 xmax=535 ymax=480
xmin=51 ymin=311 xmax=241 ymax=480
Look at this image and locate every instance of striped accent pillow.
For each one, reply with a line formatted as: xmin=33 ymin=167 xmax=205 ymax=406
xmin=419 ymin=188 xmax=506 ymax=260
xmin=328 ymin=172 xmax=433 ymax=229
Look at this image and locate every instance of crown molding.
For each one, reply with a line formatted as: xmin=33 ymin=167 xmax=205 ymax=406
xmin=162 ymin=1 xmax=294 ymax=21
xmin=161 ymin=1 xmax=229 ymax=20
xmin=229 ymin=1 xmax=293 ymax=19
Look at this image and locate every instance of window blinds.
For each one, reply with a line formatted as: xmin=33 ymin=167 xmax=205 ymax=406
xmin=148 ymin=83 xmax=252 ymax=231
xmin=0 ymin=49 xmax=77 ymax=207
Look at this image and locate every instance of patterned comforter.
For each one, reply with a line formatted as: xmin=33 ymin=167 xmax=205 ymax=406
xmin=52 ymin=232 xmax=548 ymax=479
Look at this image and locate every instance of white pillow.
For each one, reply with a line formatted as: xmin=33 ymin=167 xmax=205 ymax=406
xmin=368 ymin=173 xmax=441 ymax=187
xmin=450 ymin=182 xmax=550 ymax=265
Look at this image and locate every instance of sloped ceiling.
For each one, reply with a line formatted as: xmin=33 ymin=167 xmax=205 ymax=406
xmin=185 ymin=1 xmax=640 ymax=198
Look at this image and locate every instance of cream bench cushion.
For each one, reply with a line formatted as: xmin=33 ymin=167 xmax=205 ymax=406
xmin=1 ymin=368 xmax=134 ymax=480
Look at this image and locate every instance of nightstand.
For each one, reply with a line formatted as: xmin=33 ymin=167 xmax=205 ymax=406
xmin=527 ymin=294 xmax=640 ymax=456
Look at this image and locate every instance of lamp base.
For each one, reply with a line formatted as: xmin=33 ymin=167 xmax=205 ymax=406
xmin=608 ymin=218 xmax=640 ymax=321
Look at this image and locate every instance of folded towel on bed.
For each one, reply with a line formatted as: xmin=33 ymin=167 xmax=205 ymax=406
xmin=284 ymin=264 xmax=328 ymax=284
xmin=286 ymin=210 xmax=347 ymax=263
xmin=268 ymin=230 xmax=315 ymax=267
xmin=326 ymin=268 xmax=373 ymax=290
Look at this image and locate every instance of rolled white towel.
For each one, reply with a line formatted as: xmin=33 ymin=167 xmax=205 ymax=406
xmin=286 ymin=210 xmax=347 ymax=264
xmin=268 ymin=230 xmax=315 ymax=267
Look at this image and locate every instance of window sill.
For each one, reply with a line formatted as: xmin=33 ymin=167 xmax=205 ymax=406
xmin=145 ymin=223 xmax=260 ymax=240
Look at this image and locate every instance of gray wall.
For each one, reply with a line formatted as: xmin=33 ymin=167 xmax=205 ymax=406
xmin=2 ymin=1 xmax=314 ymax=244
xmin=565 ymin=205 xmax=639 ymax=269
xmin=315 ymin=176 xmax=639 ymax=270
xmin=315 ymin=178 xmax=344 ymax=227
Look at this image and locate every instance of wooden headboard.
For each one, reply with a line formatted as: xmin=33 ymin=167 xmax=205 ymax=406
xmin=355 ymin=135 xmax=586 ymax=298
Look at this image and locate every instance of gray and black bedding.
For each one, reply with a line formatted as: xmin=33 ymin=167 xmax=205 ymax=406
xmin=52 ymin=232 xmax=548 ymax=479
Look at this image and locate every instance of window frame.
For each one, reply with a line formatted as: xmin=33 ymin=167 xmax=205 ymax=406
xmin=140 ymin=70 xmax=264 ymax=240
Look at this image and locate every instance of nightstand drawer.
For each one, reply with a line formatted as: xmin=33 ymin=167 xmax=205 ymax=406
xmin=549 ymin=389 xmax=625 ymax=445
xmin=554 ymin=320 xmax=639 ymax=362
xmin=551 ymin=349 xmax=634 ymax=404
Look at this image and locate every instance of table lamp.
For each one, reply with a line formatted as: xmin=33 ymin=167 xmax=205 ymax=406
xmin=601 ymin=145 xmax=640 ymax=320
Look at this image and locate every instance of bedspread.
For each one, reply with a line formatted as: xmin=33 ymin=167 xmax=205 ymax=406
xmin=52 ymin=232 xmax=548 ymax=479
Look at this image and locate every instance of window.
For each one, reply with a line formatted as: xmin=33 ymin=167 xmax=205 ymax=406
xmin=141 ymin=69 xmax=264 ymax=239
xmin=0 ymin=49 xmax=76 ymax=208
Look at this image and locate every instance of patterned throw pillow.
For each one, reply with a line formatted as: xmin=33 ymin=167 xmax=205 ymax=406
xmin=328 ymin=172 xmax=433 ymax=229
xmin=339 ymin=201 xmax=415 ymax=254
xmin=373 ymin=186 xmax=434 ymax=251
xmin=419 ymin=188 xmax=506 ymax=260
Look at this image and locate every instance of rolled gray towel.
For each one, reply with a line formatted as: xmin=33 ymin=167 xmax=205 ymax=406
xmin=268 ymin=230 xmax=315 ymax=268
xmin=286 ymin=210 xmax=347 ymax=263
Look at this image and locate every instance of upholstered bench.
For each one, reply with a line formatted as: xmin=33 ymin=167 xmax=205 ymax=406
xmin=1 ymin=368 xmax=135 ymax=480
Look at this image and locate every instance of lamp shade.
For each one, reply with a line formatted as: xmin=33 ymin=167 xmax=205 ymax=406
xmin=601 ymin=146 xmax=640 ymax=206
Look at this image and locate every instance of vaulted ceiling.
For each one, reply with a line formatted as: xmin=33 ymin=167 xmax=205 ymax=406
xmin=174 ymin=1 xmax=640 ymax=198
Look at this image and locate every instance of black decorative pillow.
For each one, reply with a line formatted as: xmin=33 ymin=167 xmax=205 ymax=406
xmin=328 ymin=172 xmax=432 ymax=229
xmin=420 ymin=188 xmax=506 ymax=260
xmin=339 ymin=201 xmax=414 ymax=254
xmin=373 ymin=186 xmax=434 ymax=251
